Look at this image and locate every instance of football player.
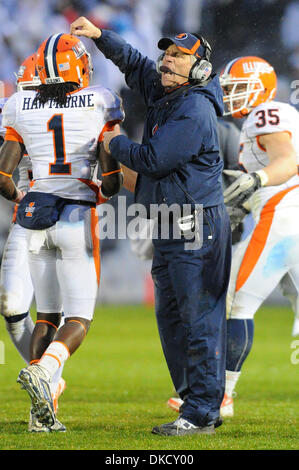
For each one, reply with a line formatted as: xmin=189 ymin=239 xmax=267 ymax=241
xmin=0 ymin=55 xmax=66 ymax=432
xmin=218 ymin=56 xmax=299 ymax=417
xmin=0 ymin=34 xmax=124 ymax=431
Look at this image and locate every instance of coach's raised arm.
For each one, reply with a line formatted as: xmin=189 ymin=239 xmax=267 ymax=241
xmin=71 ymin=16 xmax=232 ymax=437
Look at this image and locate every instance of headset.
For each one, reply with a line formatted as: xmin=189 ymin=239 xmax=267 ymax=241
xmin=156 ymin=34 xmax=212 ymax=83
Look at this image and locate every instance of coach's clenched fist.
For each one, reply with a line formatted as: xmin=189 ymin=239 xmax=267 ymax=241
xmin=70 ymin=16 xmax=102 ymax=39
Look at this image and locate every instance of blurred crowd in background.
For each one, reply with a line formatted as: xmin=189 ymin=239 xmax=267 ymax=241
xmin=0 ymin=0 xmax=298 ymax=303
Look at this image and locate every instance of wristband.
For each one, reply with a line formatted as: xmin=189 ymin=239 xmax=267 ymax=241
xmin=255 ymin=169 xmax=269 ymax=187
xmin=102 ymin=169 xmax=123 ymax=177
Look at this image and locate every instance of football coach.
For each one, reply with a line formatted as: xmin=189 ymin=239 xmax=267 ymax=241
xmin=70 ymin=16 xmax=232 ymax=436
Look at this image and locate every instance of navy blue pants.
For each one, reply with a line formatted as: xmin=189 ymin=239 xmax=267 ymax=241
xmin=151 ymin=204 xmax=231 ymax=427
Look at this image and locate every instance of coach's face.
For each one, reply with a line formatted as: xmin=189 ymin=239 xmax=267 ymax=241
xmin=161 ymin=45 xmax=193 ymax=88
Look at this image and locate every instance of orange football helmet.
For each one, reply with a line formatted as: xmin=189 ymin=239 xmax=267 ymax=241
xmin=16 ymin=54 xmax=41 ymax=91
xmin=220 ymin=56 xmax=277 ymax=118
xmin=36 ymin=33 xmax=92 ymax=88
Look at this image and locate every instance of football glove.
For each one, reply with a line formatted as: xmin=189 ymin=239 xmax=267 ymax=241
xmin=226 ymin=205 xmax=249 ymax=231
xmin=223 ymin=170 xmax=262 ymax=206
xmin=94 ymin=179 xmax=111 ymax=205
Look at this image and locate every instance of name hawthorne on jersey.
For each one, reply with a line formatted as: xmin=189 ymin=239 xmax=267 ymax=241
xmin=22 ymin=93 xmax=94 ymax=110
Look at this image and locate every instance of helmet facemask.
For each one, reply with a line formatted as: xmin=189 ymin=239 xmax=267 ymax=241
xmin=16 ymin=75 xmax=41 ymax=91
xmin=221 ymin=76 xmax=264 ymax=118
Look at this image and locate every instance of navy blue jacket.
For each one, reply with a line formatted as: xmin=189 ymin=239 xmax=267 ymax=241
xmin=94 ymin=30 xmax=224 ymax=212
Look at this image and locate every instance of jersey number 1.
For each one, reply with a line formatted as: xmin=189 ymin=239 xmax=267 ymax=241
xmin=47 ymin=114 xmax=71 ymax=175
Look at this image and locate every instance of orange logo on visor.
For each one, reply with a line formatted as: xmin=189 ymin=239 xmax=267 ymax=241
xmin=175 ymin=33 xmax=188 ymax=40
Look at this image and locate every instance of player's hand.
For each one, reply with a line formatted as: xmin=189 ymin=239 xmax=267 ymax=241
xmin=12 ymin=189 xmax=26 ymax=204
xmin=102 ymin=124 xmax=121 ymax=154
xmin=94 ymin=179 xmax=110 ymax=205
xmin=70 ymin=16 xmax=102 ymax=39
xmin=223 ymin=169 xmax=262 ymax=206
xmin=226 ymin=204 xmax=249 ymax=231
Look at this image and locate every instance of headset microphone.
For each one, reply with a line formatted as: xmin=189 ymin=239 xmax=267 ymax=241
xmin=159 ymin=65 xmax=189 ymax=79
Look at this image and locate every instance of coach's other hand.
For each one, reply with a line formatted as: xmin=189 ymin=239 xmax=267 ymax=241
xmin=103 ymin=124 xmax=121 ymax=154
xmin=70 ymin=16 xmax=102 ymax=39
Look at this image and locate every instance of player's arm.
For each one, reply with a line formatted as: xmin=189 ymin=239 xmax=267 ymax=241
xmin=98 ymin=142 xmax=123 ymax=198
xmin=224 ymin=131 xmax=298 ymax=206
xmin=257 ymin=131 xmax=297 ymax=185
xmin=0 ymin=140 xmax=24 ymax=201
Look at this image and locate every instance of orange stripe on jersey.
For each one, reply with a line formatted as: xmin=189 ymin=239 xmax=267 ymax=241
xmin=4 ymin=127 xmax=24 ymax=144
xmin=236 ymin=184 xmax=299 ymax=292
xmin=90 ymin=206 xmax=100 ymax=286
xmin=11 ymin=204 xmax=18 ymax=224
xmin=77 ymin=178 xmax=99 ymax=195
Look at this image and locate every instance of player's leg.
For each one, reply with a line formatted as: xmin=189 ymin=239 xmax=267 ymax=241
xmin=279 ymin=272 xmax=299 ymax=337
xmin=17 ymin=237 xmax=66 ymax=430
xmin=224 ymin=206 xmax=298 ymax=416
xmin=19 ymin=205 xmax=99 ymax=428
xmin=37 ymin=206 xmax=99 ymax=375
xmin=0 ymin=224 xmax=34 ymax=364
xmin=26 ymin=238 xmax=63 ymax=365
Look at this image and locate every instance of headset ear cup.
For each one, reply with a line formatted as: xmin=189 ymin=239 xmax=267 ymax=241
xmin=156 ymin=53 xmax=165 ymax=74
xmin=190 ymin=59 xmax=212 ymax=82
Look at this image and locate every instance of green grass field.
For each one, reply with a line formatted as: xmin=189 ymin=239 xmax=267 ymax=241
xmin=0 ymin=304 xmax=298 ymax=450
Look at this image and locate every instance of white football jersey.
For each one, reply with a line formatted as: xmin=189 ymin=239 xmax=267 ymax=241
xmin=2 ymin=85 xmax=124 ymax=202
xmin=239 ymin=100 xmax=299 ymax=214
